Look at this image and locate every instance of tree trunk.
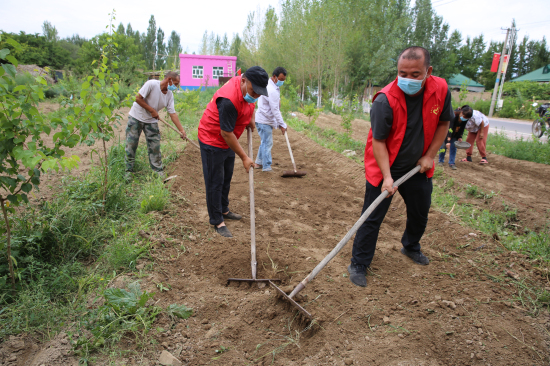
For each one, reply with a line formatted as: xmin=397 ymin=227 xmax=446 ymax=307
xmin=1 ymin=199 xmax=16 ymax=292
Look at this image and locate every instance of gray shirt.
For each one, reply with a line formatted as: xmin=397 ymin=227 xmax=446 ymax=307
xmin=255 ymin=78 xmax=287 ymax=129
xmin=371 ymin=88 xmax=453 ymax=176
xmin=129 ymin=80 xmax=176 ymax=123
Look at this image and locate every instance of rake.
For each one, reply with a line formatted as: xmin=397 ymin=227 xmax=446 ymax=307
xmin=227 ymin=127 xmax=281 ymax=286
xmin=271 ymin=165 xmax=422 ymax=321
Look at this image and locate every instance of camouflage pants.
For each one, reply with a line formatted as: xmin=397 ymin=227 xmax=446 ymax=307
xmin=125 ymin=116 xmax=163 ymax=173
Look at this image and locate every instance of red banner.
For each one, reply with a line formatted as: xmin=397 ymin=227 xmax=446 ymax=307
xmin=490 ymin=53 xmax=501 ymax=73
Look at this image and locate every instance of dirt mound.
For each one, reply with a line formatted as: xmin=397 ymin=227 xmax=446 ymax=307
xmin=16 ymin=65 xmax=55 ymax=84
xmin=137 ymin=128 xmax=549 ymax=365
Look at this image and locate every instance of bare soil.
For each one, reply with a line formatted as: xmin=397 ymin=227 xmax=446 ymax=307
xmin=2 ymin=113 xmax=549 ymax=366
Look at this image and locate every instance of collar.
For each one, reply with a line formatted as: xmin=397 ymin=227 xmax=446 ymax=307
xmin=269 ymin=78 xmax=279 ymax=89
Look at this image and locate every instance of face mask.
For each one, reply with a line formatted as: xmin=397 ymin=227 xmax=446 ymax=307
xmin=460 ymin=116 xmax=468 ymax=121
xmin=397 ymin=73 xmax=427 ymax=95
xmin=276 ymin=80 xmax=284 ymax=87
xmin=244 ymin=93 xmax=258 ymax=103
xmin=167 ymin=83 xmax=177 ymax=92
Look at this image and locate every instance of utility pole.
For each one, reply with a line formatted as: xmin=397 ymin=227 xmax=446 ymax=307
xmin=496 ymin=25 xmax=517 ymax=107
xmin=489 ymin=23 xmax=512 ymax=117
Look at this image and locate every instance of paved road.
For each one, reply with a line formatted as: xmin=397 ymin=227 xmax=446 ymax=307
xmin=488 ymin=118 xmax=533 ymax=137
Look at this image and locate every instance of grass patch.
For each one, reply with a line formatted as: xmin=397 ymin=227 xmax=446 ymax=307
xmin=286 ymin=117 xmax=365 ymax=162
xmin=487 ymin=130 xmax=550 ymax=165
xmin=0 ymin=89 xmax=210 ymax=359
xmin=432 ymin=168 xmax=550 ymax=260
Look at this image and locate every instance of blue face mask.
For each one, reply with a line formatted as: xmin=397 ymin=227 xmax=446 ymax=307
xmin=244 ymin=93 xmax=258 ymax=104
xmin=167 ymin=84 xmax=177 ymax=92
xmin=460 ymin=116 xmax=468 ymax=121
xmin=276 ymin=80 xmax=284 ymax=87
xmin=397 ymin=73 xmax=427 ymax=95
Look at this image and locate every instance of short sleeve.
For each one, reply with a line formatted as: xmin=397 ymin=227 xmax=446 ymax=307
xmin=217 ymin=98 xmax=238 ymax=132
xmin=439 ymin=90 xmax=454 ymax=122
xmin=370 ymin=93 xmax=394 ymax=140
xmin=166 ymin=93 xmax=176 ymax=114
xmin=138 ymin=80 xmax=153 ymax=99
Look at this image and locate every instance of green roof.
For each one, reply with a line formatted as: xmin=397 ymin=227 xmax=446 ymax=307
xmin=448 ymin=73 xmax=484 ymax=87
xmin=511 ymin=65 xmax=550 ymax=82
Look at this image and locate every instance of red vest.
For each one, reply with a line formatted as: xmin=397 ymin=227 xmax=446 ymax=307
xmin=364 ymin=75 xmax=449 ymax=186
xmin=198 ymin=76 xmax=255 ymax=149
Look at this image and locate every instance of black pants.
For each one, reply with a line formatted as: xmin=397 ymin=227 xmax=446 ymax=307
xmin=351 ymin=172 xmax=433 ymax=267
xmin=199 ymin=140 xmax=235 ymax=226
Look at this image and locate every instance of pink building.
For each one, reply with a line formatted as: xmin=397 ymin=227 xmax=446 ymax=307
xmin=179 ymin=54 xmax=237 ymax=90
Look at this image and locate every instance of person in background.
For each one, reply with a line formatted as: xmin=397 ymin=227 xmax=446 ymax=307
xmin=198 ymin=66 xmax=269 ymax=238
xmin=125 ymin=71 xmax=186 ymax=181
xmin=459 ymin=105 xmax=490 ymax=164
xmin=253 ymin=67 xmax=288 ymax=172
xmin=347 ymin=46 xmax=453 ymax=288
xmin=438 ymin=107 xmax=466 ymax=170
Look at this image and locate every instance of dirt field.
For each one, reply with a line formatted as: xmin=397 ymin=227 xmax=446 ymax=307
xmin=2 ymin=112 xmax=549 ymax=365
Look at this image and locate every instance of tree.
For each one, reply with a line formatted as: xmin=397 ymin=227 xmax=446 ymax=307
xmin=167 ymin=31 xmax=182 ymax=70
xmin=143 ymin=15 xmax=157 ymax=69
xmin=126 ymin=23 xmax=134 ymax=37
xmin=117 ymin=22 xmax=125 ymax=35
xmin=229 ymin=33 xmax=242 ymax=70
xmin=458 ymin=35 xmax=486 ymax=80
xmin=0 ymin=35 xmax=79 ymax=292
xmin=42 ymin=21 xmax=59 ymax=43
xmin=156 ymin=27 xmax=166 ymax=70
xmin=221 ymin=33 xmax=230 ymax=55
xmin=199 ymin=31 xmax=208 ymax=55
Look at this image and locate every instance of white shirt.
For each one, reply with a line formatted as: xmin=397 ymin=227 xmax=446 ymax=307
xmin=129 ymin=80 xmax=176 ymax=124
xmin=255 ymin=78 xmax=287 ymax=129
xmin=465 ymin=110 xmax=489 ymax=133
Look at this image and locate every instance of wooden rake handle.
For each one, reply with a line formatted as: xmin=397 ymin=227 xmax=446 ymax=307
xmin=157 ymin=117 xmax=200 ymax=150
xmin=288 ymin=165 xmax=422 ymax=298
xmin=284 ymin=131 xmax=298 ymax=173
xmin=247 ymin=127 xmax=257 ymax=280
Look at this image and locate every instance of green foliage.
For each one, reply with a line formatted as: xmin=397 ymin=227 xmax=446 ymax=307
xmin=337 ymin=95 xmax=360 ymax=136
xmin=70 ymin=282 xmax=162 ymax=360
xmin=140 ymin=177 xmax=170 ymax=213
xmin=286 ymin=117 xmax=364 ymax=162
xmin=502 ymin=81 xmax=550 ymax=100
xmin=166 ymin=303 xmax=194 ymax=320
xmin=299 ymin=104 xmax=321 ymax=125
xmin=486 ymin=131 xmax=550 ymax=165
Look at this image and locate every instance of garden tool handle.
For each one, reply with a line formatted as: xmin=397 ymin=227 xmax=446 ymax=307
xmin=284 ymin=131 xmax=298 ymax=173
xmin=288 ymin=165 xmax=422 ymax=298
xmin=247 ymin=127 xmax=257 ymax=280
xmin=157 ymin=117 xmax=200 ymax=150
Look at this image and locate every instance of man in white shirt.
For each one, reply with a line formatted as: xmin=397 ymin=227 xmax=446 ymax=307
xmin=126 ymin=71 xmax=186 ymax=181
xmin=253 ymin=67 xmax=288 ymax=172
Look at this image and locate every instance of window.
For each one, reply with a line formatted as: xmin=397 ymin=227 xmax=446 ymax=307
xmin=192 ymin=66 xmax=203 ymax=79
xmin=212 ymin=66 xmax=224 ymax=79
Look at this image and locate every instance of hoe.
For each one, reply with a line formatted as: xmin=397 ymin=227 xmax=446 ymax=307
xmin=270 ymin=165 xmax=422 ymax=321
xmin=227 ymin=127 xmax=281 ymax=286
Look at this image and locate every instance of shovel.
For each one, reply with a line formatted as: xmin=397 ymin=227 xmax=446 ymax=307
xmin=227 ymin=127 xmax=281 ymax=286
xmin=271 ymin=165 xmax=422 ymax=320
xmin=282 ymin=131 xmax=307 ymax=178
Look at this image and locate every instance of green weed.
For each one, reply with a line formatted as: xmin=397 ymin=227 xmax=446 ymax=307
xmin=487 ymin=130 xmax=550 ymax=165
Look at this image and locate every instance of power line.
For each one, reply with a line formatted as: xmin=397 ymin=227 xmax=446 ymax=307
xmin=433 ymin=0 xmax=459 ymax=8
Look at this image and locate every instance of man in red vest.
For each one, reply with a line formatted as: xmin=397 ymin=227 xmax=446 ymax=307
xmin=198 ymin=66 xmax=269 ymax=238
xmin=348 ymin=47 xmax=453 ymax=287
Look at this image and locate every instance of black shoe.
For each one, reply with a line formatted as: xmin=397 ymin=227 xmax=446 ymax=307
xmin=347 ymin=263 xmax=367 ymax=287
xmin=223 ymin=211 xmax=242 ymax=220
xmin=401 ymin=247 xmax=429 ymax=265
xmin=215 ymin=225 xmax=233 ymax=238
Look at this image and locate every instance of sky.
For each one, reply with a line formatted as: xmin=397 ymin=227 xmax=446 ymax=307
xmin=0 ymin=0 xmax=548 ymax=54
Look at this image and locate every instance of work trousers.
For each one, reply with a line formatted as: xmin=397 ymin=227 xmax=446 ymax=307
xmin=125 ymin=116 xmax=163 ymax=172
xmin=255 ymin=123 xmax=274 ymax=171
xmin=465 ymin=124 xmax=490 ymax=158
xmin=199 ymin=140 xmax=235 ymax=226
xmin=351 ymin=172 xmax=433 ymax=267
